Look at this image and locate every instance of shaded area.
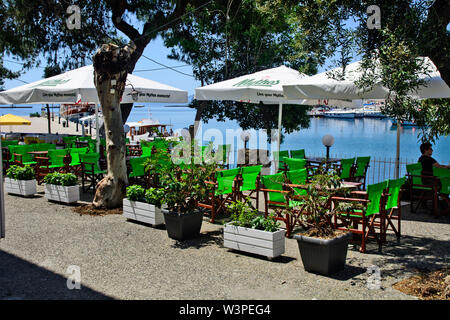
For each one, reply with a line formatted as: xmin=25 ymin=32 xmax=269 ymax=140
xmin=171 ymin=229 xmax=223 ymax=249
xmin=0 ymin=249 xmax=113 ymax=300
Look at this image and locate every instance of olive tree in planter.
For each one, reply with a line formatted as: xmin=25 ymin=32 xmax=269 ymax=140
xmin=224 ymin=197 xmax=285 ymax=259
xmin=44 ymin=172 xmax=79 ymax=204
xmin=158 ymin=140 xmax=218 ymax=241
xmin=286 ymin=169 xmax=354 ymax=276
xmin=123 ymin=185 xmax=166 ymax=226
xmin=5 ymin=165 xmax=37 ymax=196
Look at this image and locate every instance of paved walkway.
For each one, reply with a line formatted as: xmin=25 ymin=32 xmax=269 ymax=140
xmin=1 ymin=186 xmax=449 ymax=300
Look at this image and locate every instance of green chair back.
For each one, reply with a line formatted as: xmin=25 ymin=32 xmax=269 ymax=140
xmin=354 ymin=156 xmax=370 ymax=177
xmin=2 ymin=140 xmax=18 ymax=147
xmin=240 ymin=165 xmax=262 ymax=191
xmin=48 ymin=149 xmax=69 ymax=167
xmin=129 ymin=156 xmax=150 ymax=178
xmin=406 ymin=163 xmax=425 ymax=187
xmin=290 ymin=149 xmax=305 ymax=159
xmin=287 ymin=168 xmax=308 ymax=197
xmin=366 ymin=181 xmax=388 ymax=216
xmin=80 ymin=153 xmax=103 ymax=173
xmin=433 ymin=167 xmax=450 ymax=195
xmin=273 ymin=150 xmax=290 ymax=171
xmin=386 ymin=177 xmax=406 ymax=210
xmin=141 ymin=146 xmax=152 ymax=157
xmin=340 ymin=158 xmax=355 ymax=179
xmin=261 ymin=173 xmax=285 ymax=203
xmin=284 ymin=157 xmax=306 ymax=171
xmin=216 ymin=168 xmax=241 ymax=195
xmin=69 ymin=147 xmax=88 ymax=165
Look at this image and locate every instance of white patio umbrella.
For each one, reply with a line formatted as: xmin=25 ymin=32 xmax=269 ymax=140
xmin=282 ymin=57 xmax=450 ymax=178
xmin=195 ymin=65 xmax=354 ymax=154
xmin=0 ymin=65 xmax=188 ymax=152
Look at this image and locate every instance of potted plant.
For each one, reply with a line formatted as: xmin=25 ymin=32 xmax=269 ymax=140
xmin=5 ymin=165 xmax=37 ymax=196
xmin=158 ymin=140 xmax=217 ymax=241
xmin=286 ymin=169 xmax=353 ymax=275
xmin=44 ymin=172 xmax=79 ymax=204
xmin=224 ymin=197 xmax=285 ymax=259
xmin=123 ymin=185 xmax=166 ymax=226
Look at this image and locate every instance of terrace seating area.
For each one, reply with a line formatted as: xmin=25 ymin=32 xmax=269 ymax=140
xmin=2 ymin=136 xmax=447 ymax=255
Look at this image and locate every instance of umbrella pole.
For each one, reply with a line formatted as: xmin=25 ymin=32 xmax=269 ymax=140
xmin=277 ymin=103 xmax=283 ymax=154
xmin=0 ymin=128 xmax=5 ymax=238
xmin=395 ymin=118 xmax=401 ymax=179
xmin=96 ymin=104 xmax=100 ymax=153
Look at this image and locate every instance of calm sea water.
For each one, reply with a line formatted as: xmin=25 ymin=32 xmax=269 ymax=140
xmin=3 ymin=103 xmax=449 ymax=165
xmin=129 ymin=104 xmax=450 ymax=165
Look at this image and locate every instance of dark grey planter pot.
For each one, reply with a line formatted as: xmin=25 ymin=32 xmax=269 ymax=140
xmin=162 ymin=209 xmax=203 ymax=241
xmin=293 ymin=232 xmax=351 ymax=276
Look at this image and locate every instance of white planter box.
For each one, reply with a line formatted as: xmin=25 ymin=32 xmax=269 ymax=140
xmin=223 ymin=223 xmax=286 ymax=258
xmin=44 ymin=184 xmax=80 ymax=204
xmin=123 ymin=198 xmax=165 ymax=226
xmin=4 ymin=177 xmax=37 ymax=196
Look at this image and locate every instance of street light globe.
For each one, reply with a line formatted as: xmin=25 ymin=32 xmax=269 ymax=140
xmin=240 ymin=130 xmax=251 ymax=142
xmin=123 ymin=124 xmax=130 ymax=134
xmin=322 ymin=134 xmax=335 ymax=147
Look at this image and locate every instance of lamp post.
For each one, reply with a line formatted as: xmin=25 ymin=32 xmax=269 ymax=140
xmin=322 ymin=134 xmax=335 ymax=161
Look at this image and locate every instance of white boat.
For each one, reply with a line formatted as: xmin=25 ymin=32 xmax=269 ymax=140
xmin=60 ymin=103 xmax=97 ymax=121
xmin=126 ymin=118 xmax=174 ymax=143
xmin=323 ymin=109 xmax=356 ymax=119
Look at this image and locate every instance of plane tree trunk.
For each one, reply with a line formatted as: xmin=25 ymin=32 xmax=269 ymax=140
xmin=92 ymin=43 xmax=134 ymax=208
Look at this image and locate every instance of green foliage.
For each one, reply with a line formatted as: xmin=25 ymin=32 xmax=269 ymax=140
xmin=43 ymin=172 xmax=77 ymax=186
xmin=159 ymin=140 xmax=218 ymax=214
xmin=29 ymin=112 xmax=40 ymax=118
xmin=228 ymin=197 xmax=280 ymax=232
xmin=144 ymin=188 xmax=165 ymax=207
xmin=6 ymin=165 xmax=34 ymax=180
xmin=284 ymin=168 xmax=351 ymax=238
xmin=126 ymin=185 xmax=146 ymax=202
xmin=164 ymin=0 xmax=316 ymax=141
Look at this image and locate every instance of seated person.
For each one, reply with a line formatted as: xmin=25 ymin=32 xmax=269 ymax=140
xmin=418 ymin=142 xmax=449 ymax=176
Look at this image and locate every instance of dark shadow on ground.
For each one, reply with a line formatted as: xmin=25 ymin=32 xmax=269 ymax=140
xmin=171 ymin=230 xmax=223 ymax=249
xmin=79 ymin=190 xmax=95 ymax=203
xmin=0 ymin=249 xmax=113 ymax=300
xmin=225 ymin=248 xmax=297 ymax=264
xmin=125 ymin=219 xmax=166 ymax=230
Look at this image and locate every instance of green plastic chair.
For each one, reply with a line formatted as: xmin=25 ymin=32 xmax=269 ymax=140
xmin=290 ymin=149 xmax=305 ymax=159
xmin=48 ymin=149 xmax=69 ymax=170
xmin=406 ymin=162 xmax=435 ymax=213
xmin=352 ymin=156 xmax=371 ymax=189
xmin=433 ymin=167 xmax=450 ymax=195
xmin=69 ymin=147 xmax=88 ymax=166
xmin=2 ymin=140 xmax=18 ymax=147
xmin=334 ymin=180 xmax=388 ymax=253
xmin=141 ymin=146 xmax=152 ymax=157
xmin=286 ymin=169 xmax=308 ymax=197
xmin=215 ymin=168 xmax=240 ymax=196
xmin=13 ymin=145 xmax=37 ymax=166
xmin=272 ymin=150 xmax=290 ymax=172
xmin=385 ymin=177 xmax=406 ymax=239
xmin=284 ymin=157 xmax=306 ymax=171
xmin=129 ymin=156 xmax=150 ymax=179
xmin=239 ymin=165 xmax=262 ymax=210
xmin=338 ymin=158 xmax=355 ymax=180
xmin=261 ymin=172 xmax=302 ymax=237
xmin=80 ymin=152 xmax=105 ymax=193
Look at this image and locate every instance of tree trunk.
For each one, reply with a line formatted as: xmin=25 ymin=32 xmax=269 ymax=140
xmin=92 ymin=43 xmax=132 ymax=209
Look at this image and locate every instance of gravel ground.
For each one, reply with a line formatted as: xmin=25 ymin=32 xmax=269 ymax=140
xmin=0 ymin=185 xmax=449 ymax=300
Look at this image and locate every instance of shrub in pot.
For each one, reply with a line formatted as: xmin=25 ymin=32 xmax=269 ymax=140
xmin=224 ymin=197 xmax=285 ymax=259
xmin=123 ymin=185 xmax=166 ymax=226
xmin=158 ymin=140 xmax=218 ymax=241
xmin=285 ymin=169 xmax=354 ymax=276
xmin=5 ymin=165 xmax=37 ymax=196
xmin=44 ymin=172 xmax=79 ymax=203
